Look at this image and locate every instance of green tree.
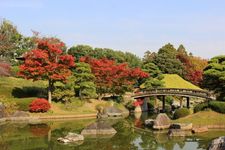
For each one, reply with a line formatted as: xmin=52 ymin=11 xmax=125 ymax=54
xmin=202 ymin=55 xmax=225 ymax=101
xmin=154 ymin=43 xmax=184 ymax=76
xmin=177 ymin=44 xmax=188 ymax=55
xmin=0 ymin=19 xmax=36 ymax=63
xmin=143 ymin=50 xmax=157 ymax=64
xmin=141 ymin=63 xmax=164 ymax=89
xmin=68 ymin=44 xmax=142 ymax=68
xmin=73 ymin=62 xmax=97 ymax=99
xmin=0 ymin=19 xmax=22 ymax=59
xmin=68 ymin=45 xmax=93 ymax=61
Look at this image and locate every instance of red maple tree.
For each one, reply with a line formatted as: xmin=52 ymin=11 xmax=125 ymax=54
xmin=19 ymin=38 xmax=75 ymax=103
xmin=177 ymin=53 xmax=207 ymax=85
xmin=80 ymin=57 xmax=148 ymax=99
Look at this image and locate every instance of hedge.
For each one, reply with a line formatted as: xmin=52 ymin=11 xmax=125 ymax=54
xmin=174 ymin=108 xmax=190 ymax=119
xmin=194 ymin=102 xmax=209 ymax=113
xmin=209 ymin=101 xmax=225 ymax=114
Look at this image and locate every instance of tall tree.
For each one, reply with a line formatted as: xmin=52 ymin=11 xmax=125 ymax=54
xmin=0 ymin=19 xmax=22 ymax=59
xmin=143 ymin=51 xmax=156 ymax=64
xmin=202 ymin=55 xmax=225 ymax=101
xmin=19 ymin=38 xmax=75 ymax=103
xmin=176 ymin=45 xmax=208 ymax=85
xmin=154 ymin=43 xmax=184 ymax=76
xmin=73 ymin=62 xmax=97 ymax=99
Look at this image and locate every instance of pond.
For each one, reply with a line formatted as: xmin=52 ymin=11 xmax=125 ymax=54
xmin=0 ymin=113 xmax=225 ymax=150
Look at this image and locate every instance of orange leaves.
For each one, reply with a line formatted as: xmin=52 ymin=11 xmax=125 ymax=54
xmin=81 ymin=57 xmax=148 ymax=95
xmin=19 ymin=38 xmax=75 ymax=82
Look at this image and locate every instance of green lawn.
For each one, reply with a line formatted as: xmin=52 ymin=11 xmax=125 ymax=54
xmin=173 ymin=110 xmax=225 ymax=126
xmin=0 ymin=77 xmax=127 ymax=116
xmin=0 ymin=76 xmax=47 ymax=98
xmin=162 ymin=74 xmax=201 ymax=90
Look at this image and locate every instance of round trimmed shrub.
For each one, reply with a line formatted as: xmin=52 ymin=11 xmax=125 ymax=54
xmin=29 ymin=98 xmax=50 ymax=112
xmin=194 ymin=102 xmax=209 ymax=113
xmin=174 ymin=108 xmax=190 ymax=119
xmin=209 ymin=101 xmax=225 ymax=114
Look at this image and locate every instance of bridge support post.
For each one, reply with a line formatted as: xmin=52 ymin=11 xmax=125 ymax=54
xmin=141 ymin=97 xmax=149 ymax=112
xmin=162 ymin=95 xmax=165 ymax=112
xmin=186 ymin=97 xmax=190 ymax=109
xmin=180 ymin=98 xmax=183 ymax=108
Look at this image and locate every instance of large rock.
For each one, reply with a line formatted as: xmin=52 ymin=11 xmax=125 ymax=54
xmin=57 ymin=132 xmax=84 ymax=143
xmin=81 ymin=121 xmax=117 ymax=135
xmin=192 ymin=126 xmax=208 ymax=133
xmin=103 ymin=106 xmax=122 ymax=117
xmin=0 ymin=104 xmax=6 ymax=118
xmin=153 ymin=113 xmax=171 ymax=130
xmin=145 ymin=119 xmax=154 ymax=127
xmin=208 ymin=136 xmax=225 ymax=150
xmin=11 ymin=111 xmax=30 ymax=117
xmin=170 ymin=123 xmax=193 ymax=130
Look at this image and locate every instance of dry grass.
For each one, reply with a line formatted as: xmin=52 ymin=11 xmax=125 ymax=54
xmin=173 ymin=110 xmax=225 ymax=126
xmin=162 ymin=74 xmax=201 ymax=90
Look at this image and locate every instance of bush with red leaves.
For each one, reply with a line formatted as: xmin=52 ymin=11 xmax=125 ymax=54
xmin=133 ymin=98 xmax=144 ymax=107
xmin=29 ymin=98 xmax=51 ymax=112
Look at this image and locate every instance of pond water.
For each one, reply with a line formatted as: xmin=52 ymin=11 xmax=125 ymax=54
xmin=0 ymin=113 xmax=225 ymax=150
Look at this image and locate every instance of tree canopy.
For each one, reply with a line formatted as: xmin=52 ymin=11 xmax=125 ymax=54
xmin=202 ymin=55 xmax=225 ymax=101
xmin=19 ymin=38 xmax=75 ymax=103
xmin=81 ymin=57 xmax=148 ymax=99
xmin=154 ymin=43 xmax=184 ymax=76
xmin=68 ymin=45 xmax=142 ymax=68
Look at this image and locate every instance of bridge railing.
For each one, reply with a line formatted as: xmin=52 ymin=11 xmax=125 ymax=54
xmin=134 ymin=88 xmax=212 ymax=99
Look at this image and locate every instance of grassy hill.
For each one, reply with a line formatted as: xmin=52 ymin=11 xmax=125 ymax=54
xmin=162 ymin=74 xmax=202 ymax=90
xmin=173 ymin=110 xmax=225 ymax=126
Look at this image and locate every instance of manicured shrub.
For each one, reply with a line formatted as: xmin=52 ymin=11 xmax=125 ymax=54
xmin=194 ymin=102 xmax=209 ymax=113
xmin=209 ymin=101 xmax=225 ymax=114
xmin=174 ymin=108 xmax=190 ymax=119
xmin=29 ymin=98 xmax=50 ymax=112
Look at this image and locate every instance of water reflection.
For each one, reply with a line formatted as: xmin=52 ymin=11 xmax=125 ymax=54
xmin=0 ymin=114 xmax=224 ymax=150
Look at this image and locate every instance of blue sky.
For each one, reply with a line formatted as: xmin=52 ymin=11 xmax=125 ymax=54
xmin=0 ymin=0 xmax=225 ymax=58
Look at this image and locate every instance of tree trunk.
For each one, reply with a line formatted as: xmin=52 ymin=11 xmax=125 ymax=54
xmin=48 ymin=79 xmax=53 ymax=104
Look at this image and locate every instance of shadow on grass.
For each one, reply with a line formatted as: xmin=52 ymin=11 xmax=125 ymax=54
xmin=12 ymin=86 xmax=47 ymax=98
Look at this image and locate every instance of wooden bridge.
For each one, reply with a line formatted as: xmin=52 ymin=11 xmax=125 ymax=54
xmin=133 ymin=88 xmax=214 ymax=100
xmin=132 ymin=88 xmax=215 ymax=111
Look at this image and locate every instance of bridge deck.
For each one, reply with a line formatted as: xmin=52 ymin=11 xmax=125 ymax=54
xmin=133 ymin=88 xmax=214 ymax=100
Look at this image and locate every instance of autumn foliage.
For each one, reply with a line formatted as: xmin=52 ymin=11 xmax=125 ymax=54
xmin=0 ymin=61 xmax=11 ymax=76
xmin=29 ymin=98 xmax=51 ymax=112
xmin=80 ymin=57 xmax=148 ymax=98
xmin=177 ymin=53 xmax=208 ymax=85
xmin=19 ymin=38 xmax=74 ymax=81
xmin=133 ymin=98 xmax=144 ymax=107
xmin=19 ymin=38 xmax=75 ymax=103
